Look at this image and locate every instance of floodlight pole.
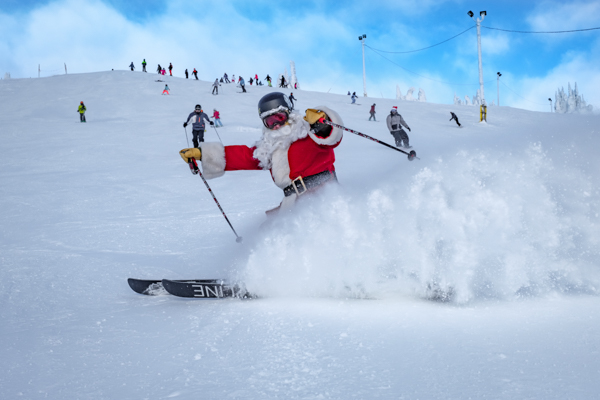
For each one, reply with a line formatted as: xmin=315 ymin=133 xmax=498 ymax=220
xmin=359 ymin=34 xmax=367 ymax=97
xmin=548 ymin=98 xmax=553 ymax=113
xmin=469 ymin=11 xmax=486 ymax=105
xmin=497 ymin=72 xmax=501 ymax=106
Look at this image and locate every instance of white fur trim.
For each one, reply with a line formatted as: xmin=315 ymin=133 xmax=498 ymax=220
xmin=199 ymin=142 xmax=226 ymax=179
xmin=308 ymin=106 xmax=343 ymax=146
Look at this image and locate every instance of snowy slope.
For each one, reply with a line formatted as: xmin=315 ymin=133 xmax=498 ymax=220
xmin=1 ymin=71 xmax=600 ymax=399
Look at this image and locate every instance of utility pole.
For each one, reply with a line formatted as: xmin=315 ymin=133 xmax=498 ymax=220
xmin=548 ymin=98 xmax=553 ymax=112
xmin=497 ymin=72 xmax=501 ymax=106
xmin=468 ymin=10 xmax=486 ymax=104
xmin=359 ymin=34 xmax=367 ymax=97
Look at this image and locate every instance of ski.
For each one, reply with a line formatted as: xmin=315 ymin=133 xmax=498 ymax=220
xmin=127 ymin=278 xmax=220 ymax=296
xmin=162 ymin=279 xmax=255 ymax=299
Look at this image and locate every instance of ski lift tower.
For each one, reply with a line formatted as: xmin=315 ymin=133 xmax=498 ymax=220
xmin=468 ymin=10 xmax=486 ymax=105
xmin=359 ymin=34 xmax=367 ymax=97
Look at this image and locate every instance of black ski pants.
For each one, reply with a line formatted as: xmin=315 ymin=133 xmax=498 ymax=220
xmin=391 ymin=130 xmax=409 ymax=148
xmin=212 ymin=86 xmax=218 ymax=94
xmin=241 ymin=84 xmax=246 ymax=93
xmin=192 ymin=130 xmax=204 ymax=148
xmin=79 ymin=113 xmax=86 ymax=122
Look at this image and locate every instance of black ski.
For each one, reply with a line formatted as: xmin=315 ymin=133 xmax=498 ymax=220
xmin=127 ymin=278 xmax=220 ymax=296
xmin=162 ymin=279 xmax=255 ymax=299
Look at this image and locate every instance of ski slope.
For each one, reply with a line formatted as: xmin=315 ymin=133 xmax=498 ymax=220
xmin=1 ymin=71 xmax=600 ymax=399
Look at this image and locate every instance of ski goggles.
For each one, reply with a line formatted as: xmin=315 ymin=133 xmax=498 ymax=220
xmin=262 ymin=112 xmax=289 ymax=129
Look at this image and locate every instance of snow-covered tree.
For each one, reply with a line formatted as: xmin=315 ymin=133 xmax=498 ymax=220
xmin=396 ymin=85 xmax=403 ymax=100
xmin=405 ymin=87 xmax=416 ymax=101
xmin=453 ymin=93 xmax=463 ymax=105
xmin=554 ymin=82 xmax=593 ymax=113
xmin=464 ymin=95 xmax=472 ymax=106
xmin=418 ymin=88 xmax=427 ymax=102
xmin=3 ymin=72 xmax=10 ymax=80
xmin=290 ymin=61 xmax=298 ymax=89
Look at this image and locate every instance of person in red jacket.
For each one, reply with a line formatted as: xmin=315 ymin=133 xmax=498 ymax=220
xmin=179 ymin=92 xmax=343 ymax=214
xmin=212 ymin=109 xmax=223 ymax=127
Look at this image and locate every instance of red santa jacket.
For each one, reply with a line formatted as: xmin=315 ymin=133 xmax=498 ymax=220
xmin=198 ymin=107 xmax=343 ymax=201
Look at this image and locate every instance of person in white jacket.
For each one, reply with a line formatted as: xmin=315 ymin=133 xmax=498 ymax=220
xmin=386 ymin=106 xmax=412 ymax=148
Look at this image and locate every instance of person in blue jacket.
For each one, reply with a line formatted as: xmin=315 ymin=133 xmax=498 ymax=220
xmin=183 ymin=105 xmax=214 ymax=147
xmin=129 ymin=62 xmax=135 ymax=71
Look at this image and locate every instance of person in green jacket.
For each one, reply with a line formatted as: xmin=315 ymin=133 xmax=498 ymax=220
xmin=78 ymin=101 xmax=86 ymax=123
xmin=142 ymin=59 xmax=147 ymax=72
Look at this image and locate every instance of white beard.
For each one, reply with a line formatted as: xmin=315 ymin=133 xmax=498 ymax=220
xmin=253 ymin=112 xmax=310 ymax=170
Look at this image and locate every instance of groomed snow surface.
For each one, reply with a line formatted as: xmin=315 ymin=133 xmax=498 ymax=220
xmin=1 ymin=71 xmax=600 ymax=399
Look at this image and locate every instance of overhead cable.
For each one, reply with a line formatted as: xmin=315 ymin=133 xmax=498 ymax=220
xmin=365 ymin=26 xmax=475 ymax=54
xmin=482 ymin=25 xmax=600 ymax=34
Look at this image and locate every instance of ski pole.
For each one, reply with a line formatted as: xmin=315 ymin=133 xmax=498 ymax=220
xmin=184 ymin=126 xmax=190 ymax=148
xmin=322 ymin=120 xmax=419 ymax=161
xmin=188 ymin=158 xmax=243 ymax=243
xmin=211 ymin=124 xmax=223 ymax=144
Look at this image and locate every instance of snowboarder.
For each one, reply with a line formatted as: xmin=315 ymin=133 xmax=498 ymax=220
xmin=223 ymin=73 xmax=230 ymax=83
xmin=265 ymin=74 xmax=272 ymax=87
xmin=386 ymin=106 xmax=412 ymax=149
xmin=212 ymin=109 xmax=223 ymax=127
xmin=351 ymin=92 xmax=357 ymax=104
xmin=77 ymin=101 xmax=86 ymax=122
xmin=279 ymin=75 xmax=286 ymax=88
xmin=185 ymin=69 xmax=189 ymax=79
xmin=168 ymin=63 xmax=173 ymax=76
xmin=212 ymin=79 xmax=220 ymax=95
xmin=157 ymin=64 xmax=162 ymax=74
xmin=129 ymin=62 xmax=135 ymax=71
xmin=249 ymin=77 xmax=254 ymax=86
xmin=239 ymin=77 xmax=246 ymax=93
xmin=193 ymin=69 xmax=198 ymax=80
xmin=162 ymin=84 xmax=170 ymax=95
xmin=369 ymin=104 xmax=376 ymax=121
xmin=288 ymin=92 xmax=297 ymax=110
xmin=179 ymin=92 xmax=344 ymax=214
xmin=183 ymin=105 xmax=213 ymax=148
xmin=449 ymin=111 xmax=461 ymax=127
xmin=142 ymin=59 xmax=147 ymax=72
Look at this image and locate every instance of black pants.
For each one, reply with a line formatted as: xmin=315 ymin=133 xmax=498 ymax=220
xmin=212 ymin=86 xmax=218 ymax=94
xmin=241 ymin=84 xmax=246 ymax=93
xmin=451 ymin=116 xmax=461 ymax=126
xmin=192 ymin=130 xmax=204 ymax=148
xmin=391 ymin=130 xmax=409 ymax=147
xmin=80 ymin=113 xmax=86 ymax=122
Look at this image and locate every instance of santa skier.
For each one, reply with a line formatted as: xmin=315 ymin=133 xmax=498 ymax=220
xmin=179 ymin=92 xmax=343 ymax=213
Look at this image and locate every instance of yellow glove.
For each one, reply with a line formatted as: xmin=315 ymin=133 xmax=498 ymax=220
xmin=304 ymin=108 xmax=327 ymax=125
xmin=179 ymin=148 xmax=202 ymax=162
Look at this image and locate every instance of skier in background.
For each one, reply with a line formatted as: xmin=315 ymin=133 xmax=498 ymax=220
xmin=157 ymin=64 xmax=162 ymax=74
xmin=185 ymin=69 xmax=189 ymax=79
xmin=162 ymin=84 xmax=170 ymax=95
xmin=249 ymin=77 xmax=254 ymax=85
xmin=279 ymin=75 xmax=286 ymax=88
xmin=386 ymin=106 xmax=412 ymax=149
xmin=129 ymin=62 xmax=135 ymax=71
xmin=212 ymin=79 xmax=220 ymax=95
xmin=212 ymin=109 xmax=223 ymax=127
xmin=178 ymin=92 xmax=344 ymax=215
xmin=224 ymin=73 xmax=230 ymax=83
xmin=449 ymin=111 xmax=461 ymax=127
xmin=193 ymin=69 xmax=198 ymax=80
xmin=265 ymin=74 xmax=272 ymax=87
xmin=183 ymin=105 xmax=213 ymax=148
xmin=369 ymin=103 xmax=376 ymax=121
xmin=169 ymin=63 xmax=173 ymax=76
xmin=78 ymin=101 xmax=86 ymax=123
xmin=351 ymin=92 xmax=357 ymax=104
xmin=255 ymin=74 xmax=259 ymax=84
xmin=288 ymin=92 xmax=297 ymax=110
xmin=239 ymin=77 xmax=246 ymax=93
xmin=142 ymin=59 xmax=147 ymax=72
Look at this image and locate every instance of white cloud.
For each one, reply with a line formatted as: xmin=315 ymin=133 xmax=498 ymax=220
xmin=527 ymin=0 xmax=600 ymax=32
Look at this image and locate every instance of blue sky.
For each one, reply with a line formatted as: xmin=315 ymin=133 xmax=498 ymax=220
xmin=1 ymin=0 xmax=599 ymax=111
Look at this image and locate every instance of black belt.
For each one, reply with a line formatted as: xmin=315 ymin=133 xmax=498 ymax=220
xmin=283 ymin=170 xmax=337 ymax=197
